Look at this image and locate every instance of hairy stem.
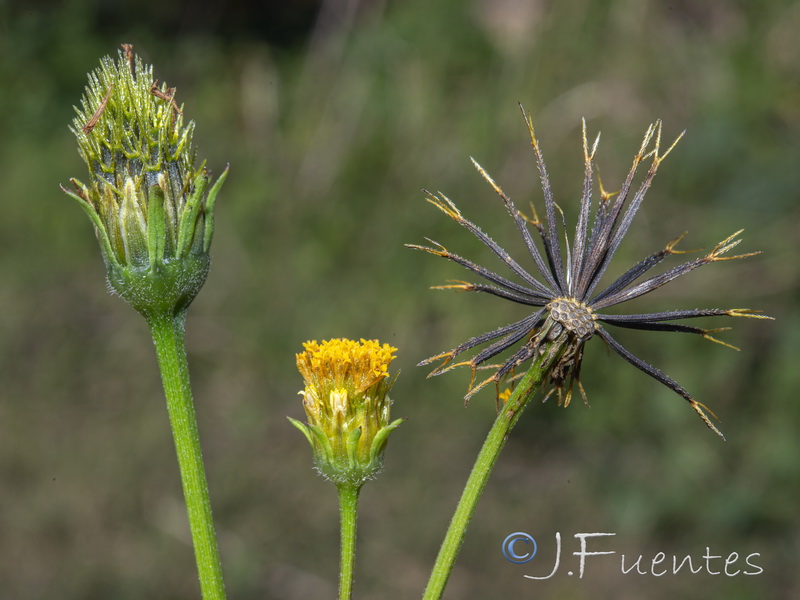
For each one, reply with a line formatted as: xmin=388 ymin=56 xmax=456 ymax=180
xmin=337 ymin=483 xmax=361 ymax=600
xmin=422 ymin=334 xmax=568 ymax=600
xmin=148 ymin=310 xmax=226 ymax=600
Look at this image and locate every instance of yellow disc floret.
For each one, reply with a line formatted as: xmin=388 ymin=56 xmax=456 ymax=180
xmin=297 ymin=338 xmax=396 ymax=397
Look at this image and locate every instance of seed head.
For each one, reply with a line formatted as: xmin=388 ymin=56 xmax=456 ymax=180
xmin=63 ymin=45 xmax=228 ymax=318
xmin=409 ymin=107 xmax=772 ymax=438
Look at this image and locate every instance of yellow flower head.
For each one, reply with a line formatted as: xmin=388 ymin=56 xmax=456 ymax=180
xmin=291 ymin=338 xmax=402 ymax=485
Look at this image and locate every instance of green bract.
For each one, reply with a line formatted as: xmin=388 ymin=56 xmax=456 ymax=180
xmin=64 ymin=47 xmax=228 ymax=318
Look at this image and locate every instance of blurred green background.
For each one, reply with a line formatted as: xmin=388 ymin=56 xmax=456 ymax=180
xmin=0 ymin=0 xmax=797 ymax=598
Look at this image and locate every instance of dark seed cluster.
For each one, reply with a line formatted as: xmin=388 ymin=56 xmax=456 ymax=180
xmin=410 ymin=106 xmax=769 ymax=438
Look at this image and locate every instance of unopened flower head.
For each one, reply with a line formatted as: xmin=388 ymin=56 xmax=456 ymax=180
xmin=63 ymin=45 xmax=228 ymax=317
xmin=290 ymin=338 xmax=403 ymax=485
xmin=409 ymin=106 xmax=772 ymax=439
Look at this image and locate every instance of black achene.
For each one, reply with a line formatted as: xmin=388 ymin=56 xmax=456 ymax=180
xmin=409 ymin=106 xmax=771 ymax=439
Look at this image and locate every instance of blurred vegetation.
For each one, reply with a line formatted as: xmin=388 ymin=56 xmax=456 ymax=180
xmin=0 ymin=0 xmax=798 ymax=598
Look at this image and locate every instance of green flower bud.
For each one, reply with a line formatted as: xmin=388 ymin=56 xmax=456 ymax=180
xmin=63 ymin=45 xmax=228 ymax=318
xmin=289 ymin=338 xmax=403 ymax=486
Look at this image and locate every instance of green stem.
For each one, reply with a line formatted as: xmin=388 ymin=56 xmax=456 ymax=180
xmin=422 ymin=333 xmax=568 ymax=600
xmin=337 ymin=483 xmax=361 ymax=600
xmin=147 ymin=310 xmax=227 ymax=600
